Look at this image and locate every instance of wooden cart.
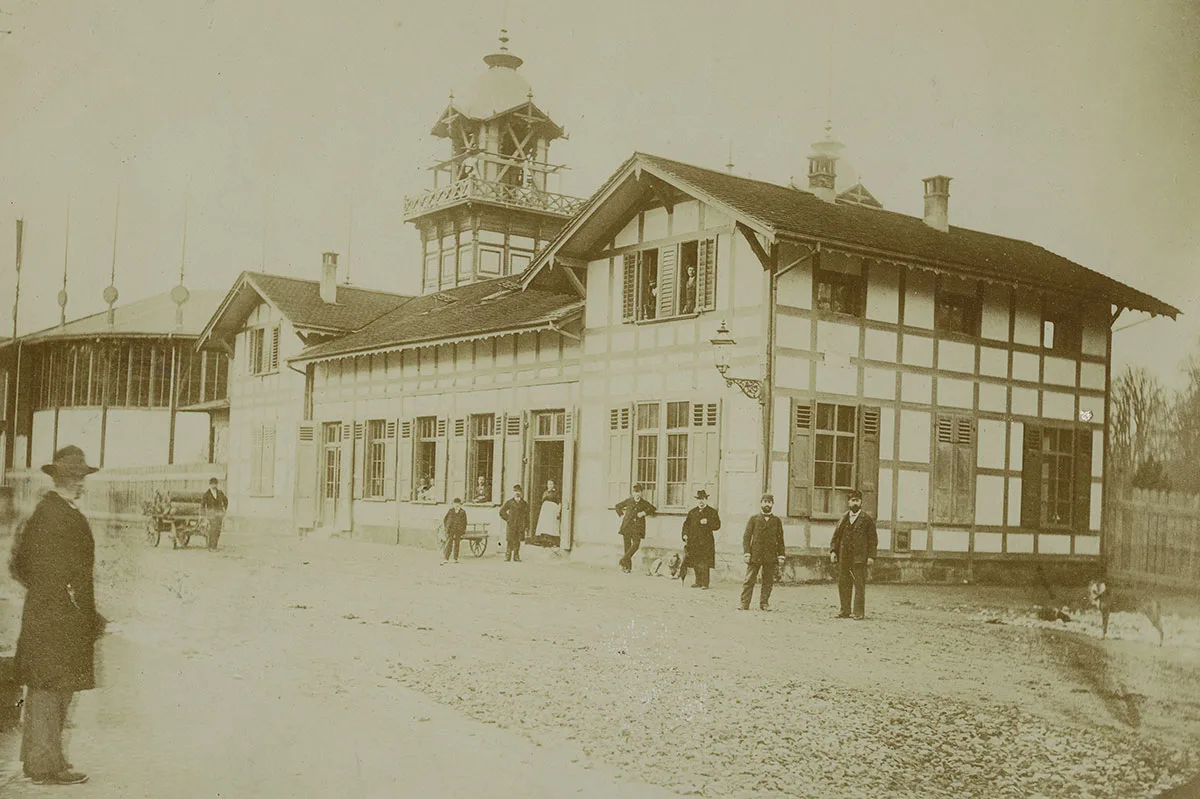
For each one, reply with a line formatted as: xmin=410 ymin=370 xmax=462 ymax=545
xmin=143 ymin=490 xmax=211 ymax=549
xmin=437 ymin=521 xmax=490 ymax=558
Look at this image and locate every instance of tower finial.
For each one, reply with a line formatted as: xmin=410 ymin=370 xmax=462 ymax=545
xmin=499 ymin=27 xmax=509 ymax=53
xmin=172 ymin=189 xmax=191 ymax=327
xmin=58 ymin=197 xmax=70 ymax=327
xmin=104 ymin=188 xmax=121 ymax=325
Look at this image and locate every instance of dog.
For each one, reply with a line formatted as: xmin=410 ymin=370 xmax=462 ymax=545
xmin=647 ymin=553 xmax=682 ymax=578
xmin=1089 ymin=581 xmax=1164 ymax=646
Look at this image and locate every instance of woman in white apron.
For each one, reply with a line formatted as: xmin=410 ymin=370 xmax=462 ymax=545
xmin=535 ymin=479 xmax=561 ymax=545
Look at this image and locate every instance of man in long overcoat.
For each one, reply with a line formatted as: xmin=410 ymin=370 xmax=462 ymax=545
xmin=830 ymin=488 xmax=878 ymax=619
xmin=615 ymin=484 xmax=656 ymax=573
xmin=442 ymin=498 xmax=468 ymax=564
xmin=680 ymin=489 xmax=720 ymax=588
xmin=741 ymin=493 xmax=786 ymax=611
xmin=200 ymin=477 xmax=228 ymax=551
xmin=10 ymin=446 xmax=105 ymax=785
xmin=498 ymin=485 xmax=529 ymax=562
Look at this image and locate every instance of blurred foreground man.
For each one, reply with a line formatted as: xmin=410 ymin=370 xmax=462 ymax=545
xmin=9 ymin=446 xmax=107 ymax=785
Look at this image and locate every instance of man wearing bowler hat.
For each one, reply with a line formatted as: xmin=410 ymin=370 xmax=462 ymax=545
xmin=200 ymin=477 xmax=228 ymax=551
xmin=741 ymin=493 xmax=785 ymax=610
xmin=680 ymin=489 xmax=721 ymax=588
xmin=830 ymin=488 xmax=878 ymax=620
xmin=615 ymin=484 xmax=656 ymax=573
xmin=9 ymin=446 xmax=106 ymax=785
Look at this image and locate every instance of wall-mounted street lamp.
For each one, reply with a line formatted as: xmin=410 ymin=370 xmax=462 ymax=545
xmin=709 ymin=320 xmax=764 ymax=402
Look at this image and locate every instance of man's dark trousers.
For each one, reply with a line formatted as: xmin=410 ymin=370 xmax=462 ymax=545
xmin=21 ymin=689 xmax=73 ymax=777
xmin=693 ymin=564 xmax=711 ymax=588
xmin=443 ymin=534 xmax=461 ymax=561
xmin=619 ymin=534 xmax=641 ymax=571
xmin=839 ymin=561 xmax=867 ymax=617
xmin=505 ymin=532 xmax=521 ymax=561
xmin=740 ymin=562 xmax=775 ymax=608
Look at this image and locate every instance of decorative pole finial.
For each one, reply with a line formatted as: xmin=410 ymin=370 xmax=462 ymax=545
xmin=499 ymin=27 xmax=509 ymax=52
xmin=726 ymin=141 xmax=735 ymax=175
xmin=173 ymin=192 xmax=190 ymax=327
xmin=58 ymin=198 xmax=70 ymax=327
xmin=105 ymin=188 xmax=121 ymax=325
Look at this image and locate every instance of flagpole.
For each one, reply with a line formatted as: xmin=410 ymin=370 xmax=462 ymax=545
xmin=6 ymin=218 xmax=24 ymax=472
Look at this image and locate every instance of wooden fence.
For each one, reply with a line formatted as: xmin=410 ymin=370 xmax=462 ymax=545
xmin=3 ymin=463 xmax=225 ymax=522
xmin=1106 ymin=488 xmax=1200 ymax=590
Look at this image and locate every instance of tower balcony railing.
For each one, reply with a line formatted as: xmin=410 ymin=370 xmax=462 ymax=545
xmin=403 ymin=177 xmax=586 ymax=221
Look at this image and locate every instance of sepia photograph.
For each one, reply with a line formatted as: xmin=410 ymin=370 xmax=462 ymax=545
xmin=0 ymin=1 xmax=1199 ymax=796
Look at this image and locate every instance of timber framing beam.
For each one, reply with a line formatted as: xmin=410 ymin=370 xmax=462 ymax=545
xmin=556 ymin=263 xmax=586 ymax=297
xmin=737 ymin=222 xmax=773 ymax=270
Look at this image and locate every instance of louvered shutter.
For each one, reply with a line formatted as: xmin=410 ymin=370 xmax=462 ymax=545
xmin=657 ymin=244 xmax=678 ymax=319
xmin=435 ymin=417 xmax=449 ymax=502
xmin=352 ymin=422 xmax=366 ymax=499
xmin=295 ymin=423 xmax=318 ymax=528
xmin=933 ymin=416 xmax=955 ymax=523
xmin=622 ymin=253 xmax=637 ymax=322
xmin=788 ymin=401 xmax=813 ymax=517
xmin=1073 ymin=429 xmax=1092 ymax=533
xmin=250 ymin=425 xmax=264 ymax=494
xmin=502 ymin=412 xmax=525 ymax=503
xmin=697 ymin=237 xmax=717 ymax=311
xmin=383 ymin=420 xmax=398 ymax=500
xmin=489 ymin=414 xmax=503 ymax=504
xmin=687 ymin=401 xmax=721 ymax=502
xmin=953 ymin=419 xmax=975 ymax=524
xmin=269 ymin=325 xmax=280 ymax=372
xmin=338 ymin=423 xmax=353 ymax=525
xmin=560 ymin=408 xmax=579 ymax=550
xmin=262 ymin=425 xmax=276 ymax=496
xmin=398 ymin=419 xmax=414 ymax=501
xmin=1020 ymin=425 xmax=1043 ymax=529
xmin=857 ymin=406 xmax=881 ymax=517
xmin=607 ymin=406 xmax=632 ymax=506
xmin=449 ymin=417 xmax=468 ymax=503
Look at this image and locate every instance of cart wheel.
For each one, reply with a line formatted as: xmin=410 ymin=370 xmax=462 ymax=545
xmin=470 ymin=537 xmax=487 ymax=558
xmin=146 ymin=520 xmax=162 ymax=547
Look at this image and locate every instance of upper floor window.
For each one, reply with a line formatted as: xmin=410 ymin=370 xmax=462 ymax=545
xmin=935 ymin=284 xmax=981 ymax=337
xmin=622 ymin=238 xmax=716 ymax=324
xmin=1043 ymin=305 xmax=1081 ymax=355
xmin=815 ymin=269 xmax=864 ymax=317
xmin=248 ymin=325 xmax=280 ymax=375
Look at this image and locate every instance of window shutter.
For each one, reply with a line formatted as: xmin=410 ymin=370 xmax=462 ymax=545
xmin=270 ymin=325 xmax=280 ymax=372
xmin=250 ymin=425 xmax=264 ymax=494
xmin=607 ymin=406 xmax=632 ymax=506
xmin=489 ymin=413 xmax=504 ymax=504
xmin=622 ymin=253 xmax=637 ymax=322
xmin=398 ymin=419 xmax=414 ymax=501
xmin=449 ymin=416 xmax=468 ymax=503
xmin=294 ymin=423 xmax=318 ymax=528
xmin=502 ymin=412 xmax=525 ymax=502
xmin=932 ymin=416 xmax=955 ymax=523
xmin=1020 ymin=425 xmax=1043 ymax=529
xmin=657 ymin=244 xmax=678 ymax=319
xmin=353 ymin=422 xmax=366 ymax=500
xmin=687 ymin=401 xmax=721 ymax=502
xmin=697 ymin=237 xmax=717 ymax=311
xmin=788 ymin=401 xmax=813 ymax=517
xmin=383 ymin=420 xmax=398 ymax=500
xmin=561 ymin=408 xmax=579 ymax=549
xmin=262 ymin=425 xmax=276 ymax=497
xmin=1073 ymin=429 xmax=1093 ymax=533
xmin=435 ymin=417 xmax=449 ymax=502
xmin=857 ymin=406 xmax=881 ymax=517
xmin=953 ymin=419 xmax=976 ymax=525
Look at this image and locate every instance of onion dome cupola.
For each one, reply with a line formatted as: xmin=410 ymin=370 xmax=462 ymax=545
xmin=404 ymin=30 xmax=585 ymax=294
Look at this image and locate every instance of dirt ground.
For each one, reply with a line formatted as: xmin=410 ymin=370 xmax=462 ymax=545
xmin=1 ymin=524 xmax=1198 ymax=798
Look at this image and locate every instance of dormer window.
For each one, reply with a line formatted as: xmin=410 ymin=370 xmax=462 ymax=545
xmin=1043 ymin=302 xmax=1081 ymax=354
xmin=815 ymin=269 xmax=864 ymax=317
xmin=622 ymin=238 xmax=716 ymax=324
xmin=248 ymin=325 xmax=280 ymax=376
xmin=935 ymin=278 xmax=981 ymax=336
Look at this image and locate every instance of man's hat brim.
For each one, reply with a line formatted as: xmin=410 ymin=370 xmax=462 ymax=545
xmin=41 ymin=463 xmax=99 ymax=477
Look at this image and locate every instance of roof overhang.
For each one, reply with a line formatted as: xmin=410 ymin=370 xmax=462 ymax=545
xmin=196 ymin=273 xmax=285 ymax=351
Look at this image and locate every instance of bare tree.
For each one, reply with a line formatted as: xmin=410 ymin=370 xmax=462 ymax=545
xmin=1109 ymin=366 xmax=1169 ymax=486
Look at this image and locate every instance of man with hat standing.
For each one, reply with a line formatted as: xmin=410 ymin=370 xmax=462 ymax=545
xmin=9 ymin=446 xmax=106 ymax=785
xmin=614 ymin=484 xmax=656 ymax=573
xmin=741 ymin=493 xmax=785 ymax=610
xmin=499 ymin=485 xmax=529 ymax=562
xmin=830 ymin=488 xmax=878 ymax=620
xmin=680 ymin=489 xmax=721 ymax=588
xmin=200 ymin=476 xmax=228 ymax=551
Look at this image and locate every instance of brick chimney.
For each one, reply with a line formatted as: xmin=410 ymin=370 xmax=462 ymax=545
xmin=320 ymin=252 xmax=339 ymax=304
xmin=922 ymin=176 xmax=952 ymax=232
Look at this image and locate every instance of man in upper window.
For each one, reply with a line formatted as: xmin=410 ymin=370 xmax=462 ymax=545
xmin=830 ymin=488 xmax=878 ymax=620
xmin=680 ymin=265 xmax=697 ymax=315
xmin=615 ymin=484 xmax=656 ymax=574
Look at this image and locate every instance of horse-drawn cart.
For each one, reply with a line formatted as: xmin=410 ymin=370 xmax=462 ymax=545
xmin=143 ymin=490 xmax=211 ymax=549
xmin=436 ymin=521 xmax=490 ymax=558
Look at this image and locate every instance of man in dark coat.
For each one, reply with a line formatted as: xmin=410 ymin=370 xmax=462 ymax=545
xmin=615 ymin=484 xmax=656 ymax=573
xmin=200 ymin=477 xmax=228 ymax=551
xmin=9 ymin=446 xmax=105 ymax=785
xmin=442 ymin=498 xmax=467 ymax=564
xmin=498 ymin=485 xmax=529 ymax=562
xmin=680 ymin=489 xmax=720 ymax=588
xmin=830 ymin=489 xmax=878 ymax=620
xmin=741 ymin=493 xmax=786 ymax=611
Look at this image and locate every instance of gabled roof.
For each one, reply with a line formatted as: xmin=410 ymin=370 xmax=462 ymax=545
xmin=528 ymin=152 xmax=1179 ymax=319
xmin=17 ymin=290 xmax=227 ymax=345
xmin=837 ymin=182 xmax=884 ymax=209
xmin=292 ymin=277 xmax=582 ymax=364
xmin=198 ymin=272 xmax=415 ymax=348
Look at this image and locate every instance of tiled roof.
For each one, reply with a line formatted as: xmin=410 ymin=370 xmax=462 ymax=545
xmin=18 ymin=290 xmax=227 ymax=344
xmin=294 ymin=277 xmax=582 ymax=362
xmin=635 ymin=153 xmax=1178 ymax=318
xmin=246 ymin=272 xmax=414 ymax=332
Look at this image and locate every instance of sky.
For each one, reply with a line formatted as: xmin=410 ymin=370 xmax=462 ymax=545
xmin=1 ymin=0 xmax=1198 ymax=387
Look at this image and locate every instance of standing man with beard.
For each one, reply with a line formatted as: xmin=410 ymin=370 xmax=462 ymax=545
xmin=680 ymin=489 xmax=720 ymax=588
xmin=741 ymin=493 xmax=785 ymax=611
xmin=9 ymin=446 xmax=106 ymax=785
xmin=830 ymin=489 xmax=877 ymax=620
xmin=499 ymin=485 xmax=529 ymax=562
